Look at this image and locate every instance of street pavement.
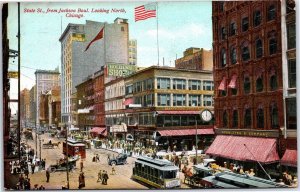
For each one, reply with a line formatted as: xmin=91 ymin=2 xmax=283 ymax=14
xmin=24 ymin=131 xmax=190 ymax=190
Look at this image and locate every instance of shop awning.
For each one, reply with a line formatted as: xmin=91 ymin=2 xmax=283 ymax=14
xmin=157 ymin=128 xmax=214 ymax=137
xmin=89 ymin=127 xmax=106 ymax=135
xmin=156 ymin=111 xmax=201 ymax=115
xmin=123 ymin=98 xmax=134 ymax=105
xmin=281 ymin=149 xmax=297 ymax=167
xmin=205 ymin=135 xmax=279 ymax=164
xmin=218 ymin=76 xmax=226 ymax=90
xmin=228 ymin=74 xmax=237 ymax=89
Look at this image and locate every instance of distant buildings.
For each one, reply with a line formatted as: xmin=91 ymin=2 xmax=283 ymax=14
xmin=129 ymin=40 xmax=137 ymax=65
xmin=59 ymin=18 xmax=130 ymax=124
xmin=175 ymin=47 xmax=213 ymax=71
xmin=35 ymin=69 xmax=60 ymax=127
xmin=20 ymin=89 xmax=30 ymax=127
xmin=29 ymin=85 xmax=36 ymax=126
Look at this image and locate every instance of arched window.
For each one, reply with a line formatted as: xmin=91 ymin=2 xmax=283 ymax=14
xmin=270 ymin=73 xmax=277 ymax=91
xmin=257 ymin=107 xmax=264 ymax=128
xmin=221 ymin=48 xmax=227 ymax=67
xmin=256 ymin=77 xmax=263 ymax=92
xmin=256 ymin=39 xmax=263 ymax=58
xmin=242 ymin=17 xmax=249 ymax=32
xmin=269 ymin=38 xmax=277 ymax=55
xmin=270 ymin=103 xmax=279 ymax=128
xmin=242 ymin=43 xmax=250 ymax=61
xmin=244 ymin=108 xmax=251 ymax=128
xmin=267 ymin=5 xmax=276 ymax=21
xmin=232 ymin=110 xmax=238 ymax=128
xmin=253 ymin=10 xmax=262 ymax=27
xmin=230 ymin=22 xmax=237 ymax=36
xmin=244 ymin=75 xmax=251 ymax=94
xmin=223 ymin=110 xmax=228 ymax=127
xmin=230 ymin=46 xmax=237 ymax=64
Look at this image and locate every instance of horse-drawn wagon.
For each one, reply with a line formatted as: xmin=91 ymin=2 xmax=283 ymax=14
xmin=42 ymin=141 xmax=61 ymax=149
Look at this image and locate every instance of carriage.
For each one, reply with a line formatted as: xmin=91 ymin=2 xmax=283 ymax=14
xmin=49 ymin=156 xmax=78 ymax=173
xmin=42 ymin=141 xmax=61 ymax=149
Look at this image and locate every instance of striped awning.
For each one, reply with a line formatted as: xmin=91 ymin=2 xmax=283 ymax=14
xmin=281 ymin=149 xmax=297 ymax=167
xmin=206 ymin=135 xmax=279 ymax=164
xmin=157 ymin=128 xmax=214 ymax=137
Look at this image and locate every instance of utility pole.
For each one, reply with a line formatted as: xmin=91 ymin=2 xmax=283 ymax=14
xmin=65 ymin=124 xmax=70 ymax=189
xmin=17 ymin=2 xmax=21 ymax=161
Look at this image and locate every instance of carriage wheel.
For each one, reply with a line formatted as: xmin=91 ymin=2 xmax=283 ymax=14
xmin=50 ymin=167 xmax=56 ymax=173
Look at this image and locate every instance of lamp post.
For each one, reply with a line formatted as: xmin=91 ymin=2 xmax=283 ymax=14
xmin=195 ymin=118 xmax=198 ymax=165
xmin=65 ymin=123 xmax=70 ymax=189
xmin=39 ymin=135 xmax=44 ymax=161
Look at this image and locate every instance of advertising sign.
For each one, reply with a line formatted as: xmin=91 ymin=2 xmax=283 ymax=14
xmin=107 ymin=63 xmax=136 ymax=77
xmin=165 ymin=179 xmax=180 ymax=188
xmin=8 ymin=71 xmax=18 ymax=78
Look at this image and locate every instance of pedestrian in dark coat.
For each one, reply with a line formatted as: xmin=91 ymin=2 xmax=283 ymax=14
xmin=31 ymin=163 xmax=35 ymax=174
xmin=24 ymin=168 xmax=29 ymax=178
xmin=103 ymin=171 xmax=109 ymax=185
xmin=80 ymin=160 xmax=84 ymax=172
xmin=46 ymin=169 xmax=50 ymax=182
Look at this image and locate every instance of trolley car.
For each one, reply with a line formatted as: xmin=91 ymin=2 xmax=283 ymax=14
xmin=132 ymin=156 xmax=180 ymax=189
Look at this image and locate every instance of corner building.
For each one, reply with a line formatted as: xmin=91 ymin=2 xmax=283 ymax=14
xmin=207 ymin=1 xmax=285 ymax=179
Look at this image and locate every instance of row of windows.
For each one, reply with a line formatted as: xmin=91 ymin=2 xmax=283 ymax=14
xmin=219 ymin=4 xmax=277 ymax=39
xmin=219 ymin=73 xmax=278 ymax=97
xmin=156 ymin=94 xmax=213 ymax=107
xmin=221 ymin=104 xmax=279 ymax=129
xmin=157 ymin=78 xmax=214 ymax=91
xmin=126 ymin=79 xmax=214 ymax=94
xmin=220 ymin=36 xmax=278 ymax=67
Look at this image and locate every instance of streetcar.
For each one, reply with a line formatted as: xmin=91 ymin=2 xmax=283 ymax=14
xmin=132 ymin=156 xmax=180 ymax=189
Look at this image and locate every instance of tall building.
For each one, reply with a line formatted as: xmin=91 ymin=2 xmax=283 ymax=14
xmin=20 ymin=88 xmax=30 ymax=127
xmin=129 ymin=39 xmax=137 ymax=65
xmin=59 ymin=18 xmax=129 ymax=124
xmin=35 ymin=69 xmax=60 ymax=127
xmin=46 ymin=86 xmax=61 ymax=127
xmin=280 ymin=0 xmax=297 ymax=169
xmin=207 ymin=1 xmax=284 ymax=178
xmin=175 ymin=47 xmax=213 ymax=71
xmin=29 ymin=85 xmax=36 ymax=126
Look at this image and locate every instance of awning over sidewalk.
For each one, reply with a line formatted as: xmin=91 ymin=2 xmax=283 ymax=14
xmin=89 ymin=127 xmax=106 ymax=135
xmin=157 ymin=111 xmax=200 ymax=115
xmin=206 ymin=135 xmax=279 ymax=164
xmin=157 ymin=128 xmax=214 ymax=137
xmin=281 ymin=149 xmax=297 ymax=167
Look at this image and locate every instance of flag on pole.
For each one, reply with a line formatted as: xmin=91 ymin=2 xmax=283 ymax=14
xmin=85 ymin=26 xmax=104 ymax=52
xmin=135 ymin=4 xmax=156 ymax=22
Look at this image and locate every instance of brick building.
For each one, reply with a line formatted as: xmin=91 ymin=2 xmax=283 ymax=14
xmin=207 ymin=1 xmax=285 ymax=178
xmin=47 ymin=86 xmax=61 ymax=127
xmin=94 ymin=70 xmax=106 ymax=127
xmin=175 ymin=47 xmax=213 ymax=71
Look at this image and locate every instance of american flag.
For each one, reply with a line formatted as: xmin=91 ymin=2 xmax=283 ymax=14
xmin=135 ymin=4 xmax=156 ymax=22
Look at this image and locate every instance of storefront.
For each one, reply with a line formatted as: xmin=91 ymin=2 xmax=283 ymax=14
xmin=206 ymin=134 xmax=281 ymax=179
xmin=281 ymin=149 xmax=297 ymax=177
xmin=155 ymin=127 xmax=214 ymax=151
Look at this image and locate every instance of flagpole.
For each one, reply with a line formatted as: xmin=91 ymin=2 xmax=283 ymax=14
xmin=156 ymin=2 xmax=159 ymax=66
xmin=104 ymin=23 xmax=106 ymax=66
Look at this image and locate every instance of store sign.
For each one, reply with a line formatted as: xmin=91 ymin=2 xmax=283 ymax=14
xmin=128 ymin=104 xmax=142 ymax=108
xmin=165 ymin=179 xmax=180 ymax=188
xmin=107 ymin=63 xmax=136 ymax=77
xmin=110 ymin=124 xmax=127 ymax=133
xmin=216 ymin=129 xmax=279 ymax=138
xmin=8 ymin=71 xmax=18 ymax=78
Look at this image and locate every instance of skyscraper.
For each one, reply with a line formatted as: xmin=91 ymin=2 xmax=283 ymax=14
xmin=59 ymin=18 xmax=129 ymax=124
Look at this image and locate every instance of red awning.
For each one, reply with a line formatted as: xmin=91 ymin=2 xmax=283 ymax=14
xmin=158 ymin=128 xmax=214 ymax=137
xmin=157 ymin=111 xmax=201 ymax=115
xmin=89 ymin=127 xmax=106 ymax=135
xmin=123 ymin=98 xmax=134 ymax=105
xmin=228 ymin=75 xmax=237 ymax=89
xmin=218 ymin=77 xmax=226 ymax=90
xmin=281 ymin=149 xmax=297 ymax=167
xmin=206 ymin=135 xmax=279 ymax=164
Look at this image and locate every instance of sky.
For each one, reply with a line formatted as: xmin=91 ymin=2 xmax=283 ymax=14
xmin=7 ymin=1 xmax=212 ymax=92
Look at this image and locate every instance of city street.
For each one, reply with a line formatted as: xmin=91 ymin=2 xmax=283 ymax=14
xmin=24 ymin=131 xmax=191 ymax=189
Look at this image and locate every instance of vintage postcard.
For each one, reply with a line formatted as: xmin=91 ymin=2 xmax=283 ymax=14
xmin=2 ymin=0 xmax=297 ymax=190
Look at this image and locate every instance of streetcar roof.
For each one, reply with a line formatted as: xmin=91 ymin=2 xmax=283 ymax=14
xmin=136 ymin=156 xmax=179 ymax=171
xmin=202 ymin=176 xmax=239 ymax=188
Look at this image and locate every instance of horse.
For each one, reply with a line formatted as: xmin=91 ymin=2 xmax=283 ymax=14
xmin=52 ymin=142 xmax=61 ymax=148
